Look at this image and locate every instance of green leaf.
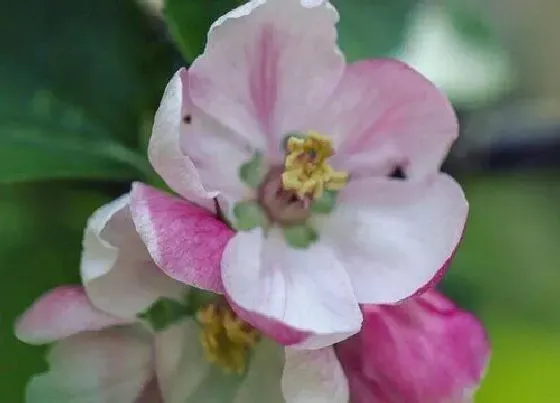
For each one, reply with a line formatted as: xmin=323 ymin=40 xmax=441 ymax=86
xmin=164 ymin=0 xmax=241 ymax=62
xmin=311 ymin=190 xmax=338 ymax=214
xmin=138 ymin=297 xmax=190 ymax=332
xmin=445 ymin=0 xmax=500 ymax=49
xmin=233 ymin=201 xmax=268 ymax=231
xmin=0 ymin=184 xmax=112 ymax=402
xmin=239 ymin=152 xmax=264 ymax=188
xmin=332 ymin=0 xmax=418 ymax=61
xmin=0 ymin=0 xmax=175 ymax=183
xmin=283 ymin=224 xmax=318 ymax=249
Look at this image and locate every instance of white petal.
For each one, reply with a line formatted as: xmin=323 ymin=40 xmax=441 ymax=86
xmin=313 ymin=59 xmax=458 ymax=179
xmin=282 ymin=347 xmax=349 ymax=403
xmin=155 ymin=320 xmax=256 ymax=403
xmin=149 ymin=69 xmax=215 ymax=205
xmin=15 ymin=286 xmax=129 ymax=345
xmin=222 ymin=229 xmax=362 ymax=346
xmin=189 ymin=0 xmax=344 ymax=159
xmin=81 ymin=194 xmax=185 ymax=318
xmin=26 ymin=325 xmax=154 ymax=403
xmin=154 ymin=69 xmax=250 ymax=208
xmin=323 ymin=174 xmax=468 ymax=304
xmin=154 ymin=320 xmax=212 ymax=403
xmin=232 ymin=339 xmax=285 ymax=403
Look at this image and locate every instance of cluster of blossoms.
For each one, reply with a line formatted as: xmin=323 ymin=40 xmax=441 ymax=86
xmin=15 ymin=0 xmax=489 ymax=402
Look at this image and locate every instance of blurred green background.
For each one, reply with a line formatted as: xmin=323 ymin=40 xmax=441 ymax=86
xmin=1 ymin=0 xmax=559 ymax=401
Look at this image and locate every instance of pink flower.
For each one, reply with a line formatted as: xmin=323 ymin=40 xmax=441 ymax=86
xmin=15 ymin=195 xmax=487 ymax=403
xmin=14 ymin=195 xmax=183 ymax=402
xmin=130 ymin=0 xmax=468 ymax=348
xmin=335 ymin=290 xmax=490 ymax=403
xmin=14 ymin=196 xmax=350 ymax=403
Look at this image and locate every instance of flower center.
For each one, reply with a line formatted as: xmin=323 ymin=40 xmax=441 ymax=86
xmin=196 ymin=303 xmax=260 ymax=374
xmin=256 ymin=131 xmax=348 ymax=226
xmin=258 ymin=166 xmax=312 ymax=225
xmin=282 ymin=131 xmax=348 ymax=199
xmin=233 ymin=131 xmax=348 ymax=248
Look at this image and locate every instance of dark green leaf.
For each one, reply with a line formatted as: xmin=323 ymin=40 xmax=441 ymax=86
xmin=0 ymin=0 xmax=175 ymax=183
xmin=164 ymin=0 xmax=241 ymax=62
xmin=0 ymin=184 xmax=112 ymax=402
xmin=139 ymin=297 xmax=190 ymax=332
xmin=332 ymin=0 xmax=418 ymax=61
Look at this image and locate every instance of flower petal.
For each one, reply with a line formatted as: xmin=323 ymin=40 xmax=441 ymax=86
xmin=136 ymin=378 xmax=164 ymax=403
xmin=154 ymin=320 xmax=212 ymax=402
xmin=336 ymin=291 xmax=490 ymax=403
xmin=189 ymin=0 xmax=344 ymax=158
xmin=221 ymin=228 xmax=362 ymax=348
xmin=156 ymin=319 xmax=261 ymax=403
xmin=228 ymin=298 xmax=309 ymax=346
xmin=154 ymin=69 xmax=250 ymax=209
xmin=81 ymin=194 xmax=185 ymax=318
xmin=322 ymin=174 xmax=467 ymax=304
xmin=15 ymin=286 xmax=129 ymax=345
xmin=233 ymin=339 xmax=285 ymax=403
xmin=282 ymin=347 xmax=349 ymax=403
xmin=25 ymin=325 xmax=154 ymax=403
xmin=315 ymin=59 xmax=457 ymax=179
xmin=130 ymin=183 xmax=234 ymax=294
xmin=149 ymin=68 xmax=215 ymax=205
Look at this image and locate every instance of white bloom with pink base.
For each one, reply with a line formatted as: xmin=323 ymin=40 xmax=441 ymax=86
xmin=131 ymin=0 xmax=468 ymax=348
xmin=14 ymin=197 xmax=488 ymax=403
xmin=15 ymin=196 xmax=350 ymax=403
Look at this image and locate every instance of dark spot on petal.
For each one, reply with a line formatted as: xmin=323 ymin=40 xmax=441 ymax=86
xmin=183 ymin=115 xmax=192 ymax=124
xmin=389 ymin=166 xmax=406 ymax=180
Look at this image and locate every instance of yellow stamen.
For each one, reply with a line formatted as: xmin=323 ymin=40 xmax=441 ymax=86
xmin=196 ymin=304 xmax=260 ymax=374
xmin=282 ymin=131 xmax=348 ymax=198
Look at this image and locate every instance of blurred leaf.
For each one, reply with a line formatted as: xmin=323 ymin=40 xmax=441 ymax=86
xmin=477 ymin=318 xmax=560 ymax=402
xmin=0 ymin=0 xmax=175 ymax=183
xmin=444 ymin=0 xmax=499 ymax=49
xmin=332 ymin=0 xmax=418 ymax=61
xmin=164 ymin=0 xmax=240 ymax=62
xmin=446 ymin=172 xmax=560 ymax=327
xmin=0 ymin=184 xmax=112 ymax=402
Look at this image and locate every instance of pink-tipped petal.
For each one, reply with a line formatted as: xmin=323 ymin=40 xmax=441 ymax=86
xmin=189 ymin=0 xmax=344 ymax=157
xmin=336 ymin=291 xmax=490 ymax=403
xmin=25 ymin=325 xmax=154 ymax=403
xmin=282 ymin=347 xmax=349 ymax=403
xmin=15 ymin=286 xmax=130 ymax=345
xmin=81 ymin=194 xmax=185 ymax=319
xmin=316 ymin=59 xmax=457 ymax=179
xmin=228 ymin=298 xmax=309 ymax=346
xmin=149 ymin=68 xmax=216 ymax=206
xmin=222 ymin=228 xmax=362 ymax=348
xmin=323 ymin=173 xmax=468 ymax=304
xmin=130 ymin=183 xmax=234 ymax=293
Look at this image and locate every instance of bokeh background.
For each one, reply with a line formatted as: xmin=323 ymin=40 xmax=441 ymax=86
xmin=1 ymin=0 xmax=559 ymax=401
